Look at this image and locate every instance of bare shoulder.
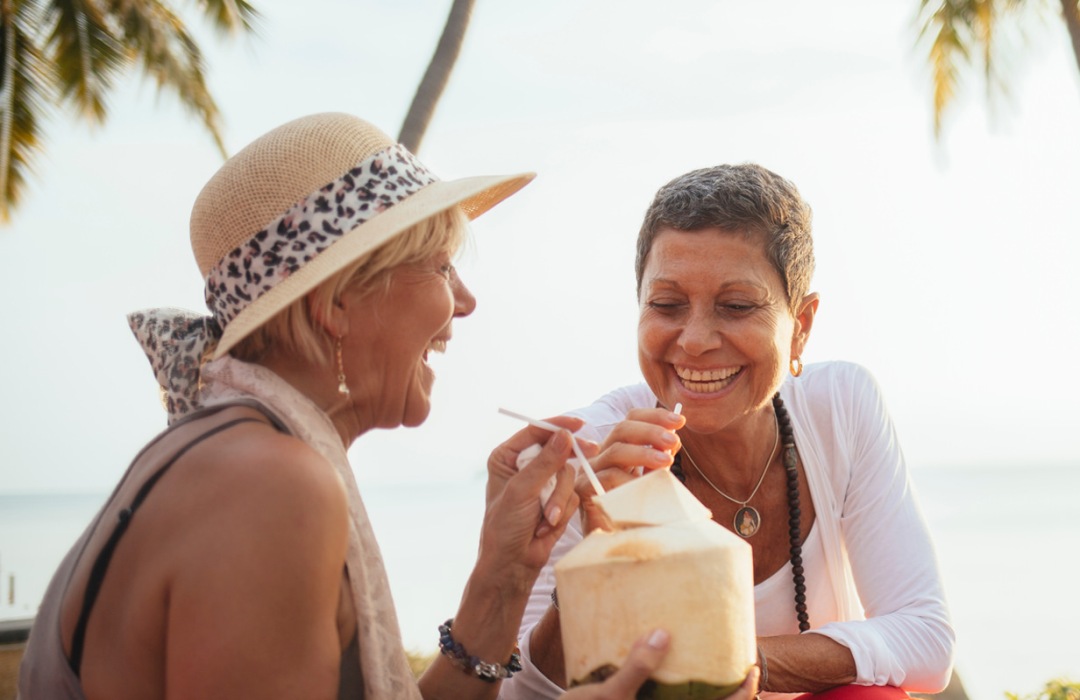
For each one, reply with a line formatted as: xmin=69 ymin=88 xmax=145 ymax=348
xmin=149 ymin=410 xmax=351 ymax=697
xmin=197 ymin=413 xmax=345 ymax=496
xmin=163 ymin=408 xmax=351 ymax=567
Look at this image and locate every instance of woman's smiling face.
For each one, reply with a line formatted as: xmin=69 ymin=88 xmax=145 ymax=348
xmin=637 ymin=227 xmax=814 ymax=434
xmin=341 ymin=250 xmax=476 ymax=430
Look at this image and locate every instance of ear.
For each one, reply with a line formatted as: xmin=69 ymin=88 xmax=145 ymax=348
xmin=790 ymin=292 xmax=820 ymax=361
xmin=305 ymin=290 xmax=349 ymax=339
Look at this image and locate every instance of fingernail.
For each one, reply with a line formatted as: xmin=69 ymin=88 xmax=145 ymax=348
xmin=647 ymin=629 xmax=670 ymax=649
xmin=536 ymin=522 xmax=552 ymax=538
xmin=658 ymin=432 xmax=678 ymax=447
xmin=649 ymin=449 xmax=672 ymax=465
xmin=548 ymin=430 xmax=570 ymax=451
xmin=546 ymin=505 xmax=562 ymax=526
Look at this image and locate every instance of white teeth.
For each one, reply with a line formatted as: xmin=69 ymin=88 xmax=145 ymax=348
xmin=675 ymin=365 xmax=740 ymax=393
xmin=429 ymin=339 xmax=447 ymax=354
xmin=675 ymin=366 xmax=738 ymax=382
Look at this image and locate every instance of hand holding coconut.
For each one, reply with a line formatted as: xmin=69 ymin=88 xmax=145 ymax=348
xmin=560 ymin=633 xmax=760 ymax=700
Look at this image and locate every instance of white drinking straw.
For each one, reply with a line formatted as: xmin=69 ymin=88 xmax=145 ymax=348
xmin=497 ymin=407 xmax=606 ymax=495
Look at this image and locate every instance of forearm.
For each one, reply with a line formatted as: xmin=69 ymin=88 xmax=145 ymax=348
xmin=757 ymin=633 xmax=856 ymax=694
xmin=527 ymin=604 xmax=567 ymax=688
xmin=418 ymin=557 xmax=536 ymax=700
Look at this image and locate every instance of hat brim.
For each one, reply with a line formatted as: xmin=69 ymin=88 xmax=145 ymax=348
xmin=212 ymin=171 xmax=535 ymax=359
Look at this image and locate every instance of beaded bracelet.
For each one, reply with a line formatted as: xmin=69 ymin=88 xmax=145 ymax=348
xmin=438 ymin=618 xmax=523 ymax=683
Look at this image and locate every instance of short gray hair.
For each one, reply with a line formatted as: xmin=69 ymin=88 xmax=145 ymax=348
xmin=635 ymin=164 xmax=814 ymax=311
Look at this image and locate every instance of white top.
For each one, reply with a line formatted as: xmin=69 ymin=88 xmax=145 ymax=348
xmin=499 ymin=361 xmax=955 ymax=698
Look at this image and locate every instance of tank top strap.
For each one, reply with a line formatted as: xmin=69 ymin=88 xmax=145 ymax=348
xmin=68 ymin=400 xmax=288 ymax=676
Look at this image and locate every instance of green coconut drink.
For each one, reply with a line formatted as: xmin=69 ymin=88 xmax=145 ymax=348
xmin=555 ymin=469 xmax=755 ymax=700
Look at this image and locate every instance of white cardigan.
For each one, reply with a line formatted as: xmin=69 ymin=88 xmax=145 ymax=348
xmin=499 ymin=361 xmax=955 ymax=698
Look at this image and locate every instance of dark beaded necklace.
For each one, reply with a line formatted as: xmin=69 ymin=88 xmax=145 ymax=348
xmin=671 ymin=392 xmax=810 ymax=632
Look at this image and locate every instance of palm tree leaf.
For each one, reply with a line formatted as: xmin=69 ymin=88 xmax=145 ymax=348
xmin=974 ymin=0 xmax=996 ymax=88
xmin=1062 ymin=0 xmax=1080 ymax=74
xmin=0 ymin=7 xmax=55 ymax=222
xmin=43 ymin=0 xmax=127 ymax=122
xmin=916 ymin=0 xmax=1051 ymax=137
xmin=194 ymin=0 xmax=260 ymax=35
xmin=108 ymin=0 xmax=227 ymax=156
xmin=918 ymin=0 xmax=976 ymax=136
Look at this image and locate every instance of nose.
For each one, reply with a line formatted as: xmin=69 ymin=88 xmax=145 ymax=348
xmin=452 ymin=272 xmax=476 ymax=317
xmin=678 ymin=308 xmax=720 ymax=356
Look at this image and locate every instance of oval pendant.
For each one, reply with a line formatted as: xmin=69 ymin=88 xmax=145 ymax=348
xmin=733 ymin=506 xmax=760 ymax=538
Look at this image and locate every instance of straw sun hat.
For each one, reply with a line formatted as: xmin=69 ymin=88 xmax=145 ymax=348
xmin=193 ymin=111 xmax=535 ymax=358
xmin=129 ymin=112 xmax=534 ymax=420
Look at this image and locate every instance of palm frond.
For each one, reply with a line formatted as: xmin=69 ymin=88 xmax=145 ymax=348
xmin=44 ymin=0 xmax=126 ymax=122
xmin=195 ymin=0 xmax=259 ymax=36
xmin=111 ymin=0 xmax=227 ymax=157
xmin=974 ymin=0 xmax=1028 ymax=106
xmin=916 ymin=0 xmax=1047 ymax=138
xmin=974 ymin=0 xmax=996 ymax=89
xmin=918 ymin=0 xmax=977 ymax=136
xmin=0 ymin=7 xmax=55 ymax=223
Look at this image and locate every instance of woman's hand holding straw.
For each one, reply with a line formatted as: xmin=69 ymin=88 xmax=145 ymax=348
xmin=498 ymin=407 xmax=606 ymax=496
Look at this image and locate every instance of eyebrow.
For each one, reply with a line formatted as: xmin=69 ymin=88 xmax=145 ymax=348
xmin=645 ymin=277 xmax=766 ymax=290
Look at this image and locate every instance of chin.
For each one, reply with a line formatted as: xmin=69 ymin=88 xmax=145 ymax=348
xmin=400 ymin=398 xmax=433 ymax=428
xmin=401 ymin=413 xmax=430 ymax=428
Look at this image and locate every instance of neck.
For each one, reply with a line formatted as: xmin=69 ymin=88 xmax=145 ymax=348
xmin=679 ymin=401 xmax=778 ymax=492
xmin=255 ymin=350 xmax=372 ymax=448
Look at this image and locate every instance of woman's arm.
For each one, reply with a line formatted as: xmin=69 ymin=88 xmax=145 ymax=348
xmin=756 ymin=634 xmax=856 ymax=693
xmin=781 ymin=364 xmax=955 ymax=692
xmin=418 ymin=423 xmax=582 ymax=700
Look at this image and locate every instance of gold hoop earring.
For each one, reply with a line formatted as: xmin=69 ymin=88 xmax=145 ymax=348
xmin=335 ymin=336 xmax=350 ymax=396
xmin=789 ymin=357 xmax=803 ymax=378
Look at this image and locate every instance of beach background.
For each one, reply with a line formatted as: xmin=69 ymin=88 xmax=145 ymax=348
xmin=1 ymin=0 xmax=1078 ymax=698
xmin=1 ymin=466 xmax=1078 ymax=700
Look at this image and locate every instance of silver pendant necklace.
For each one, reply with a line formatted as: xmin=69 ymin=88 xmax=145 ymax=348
xmin=681 ymin=412 xmax=779 ymax=538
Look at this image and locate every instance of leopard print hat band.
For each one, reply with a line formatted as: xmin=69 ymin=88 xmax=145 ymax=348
xmin=204 ymin=143 xmax=436 ymax=328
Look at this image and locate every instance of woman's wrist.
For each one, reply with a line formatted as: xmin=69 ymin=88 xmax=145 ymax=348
xmin=438 ymin=618 xmax=522 ymax=682
xmin=473 ymin=549 xmax=539 ymax=600
xmin=447 ymin=567 xmax=533 ymax=668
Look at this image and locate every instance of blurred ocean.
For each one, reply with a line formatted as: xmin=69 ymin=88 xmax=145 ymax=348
xmin=1 ymin=464 xmax=1077 ymax=700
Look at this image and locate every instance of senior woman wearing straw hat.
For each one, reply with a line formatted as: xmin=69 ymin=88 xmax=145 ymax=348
xmin=16 ymin=114 xmax=759 ymax=700
xmin=501 ymin=164 xmax=955 ymax=699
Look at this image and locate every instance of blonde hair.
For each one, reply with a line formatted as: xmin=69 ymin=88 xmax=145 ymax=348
xmin=230 ymin=206 xmax=469 ymax=365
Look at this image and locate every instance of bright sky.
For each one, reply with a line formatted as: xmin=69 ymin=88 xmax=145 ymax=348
xmin=2 ymin=0 xmax=1079 ymax=696
xmin=3 ymin=0 xmax=1077 ymax=491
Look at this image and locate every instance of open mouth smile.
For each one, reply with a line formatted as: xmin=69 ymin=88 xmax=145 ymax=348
xmin=675 ymin=365 xmax=741 ymax=393
xmin=424 ymin=338 xmax=448 ymax=361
